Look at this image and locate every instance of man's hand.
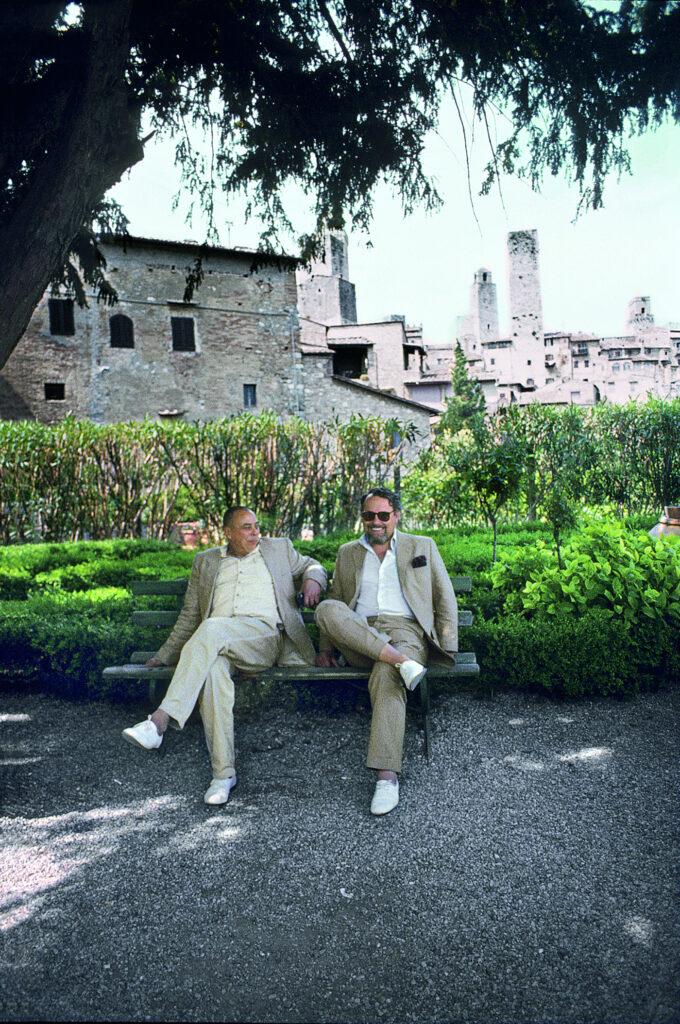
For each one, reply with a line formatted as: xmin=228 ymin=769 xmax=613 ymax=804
xmin=300 ymin=579 xmax=322 ymax=607
xmin=145 ymin=657 xmax=165 ymax=667
xmin=315 ymin=651 xmax=339 ymax=668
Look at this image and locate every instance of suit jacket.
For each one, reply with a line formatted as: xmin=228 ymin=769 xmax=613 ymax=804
xmin=319 ymin=530 xmax=458 ymax=661
xmin=156 ymin=538 xmax=327 ymax=666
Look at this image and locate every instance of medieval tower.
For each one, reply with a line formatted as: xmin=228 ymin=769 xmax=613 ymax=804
xmin=506 ymin=228 xmax=546 ymax=388
xmin=458 ymin=229 xmax=546 ymax=391
xmin=296 ymin=229 xmax=357 ymax=327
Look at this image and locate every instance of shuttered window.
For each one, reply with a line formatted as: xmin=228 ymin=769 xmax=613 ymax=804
xmin=171 ymin=317 xmax=195 ymax=351
xmin=48 ymin=299 xmax=74 ymax=336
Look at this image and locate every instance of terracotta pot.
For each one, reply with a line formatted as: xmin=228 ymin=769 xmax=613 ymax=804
xmin=649 ymin=505 xmax=680 ymax=539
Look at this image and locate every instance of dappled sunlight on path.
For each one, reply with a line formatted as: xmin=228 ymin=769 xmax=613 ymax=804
xmin=0 ymin=796 xmax=186 ymax=931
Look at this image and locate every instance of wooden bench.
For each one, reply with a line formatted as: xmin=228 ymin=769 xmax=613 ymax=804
xmin=103 ymin=575 xmax=479 ymax=759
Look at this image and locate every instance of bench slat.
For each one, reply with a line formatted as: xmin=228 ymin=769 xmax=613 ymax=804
xmin=130 ymin=579 xmax=188 ymax=595
xmin=129 ymin=574 xmax=473 ymax=597
xmin=132 ymin=610 xmax=183 ymax=627
xmin=133 ymin=607 xmax=474 ymax=628
xmin=450 ymin=575 xmax=472 ymax=592
xmin=103 ymin=654 xmax=479 ymax=681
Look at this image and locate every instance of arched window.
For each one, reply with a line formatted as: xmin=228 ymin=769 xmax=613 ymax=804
xmin=110 ymin=313 xmax=134 ymax=348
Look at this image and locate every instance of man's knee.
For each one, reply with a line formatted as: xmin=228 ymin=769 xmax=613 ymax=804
xmin=190 ymin=618 xmax=224 ymax=645
xmin=314 ymin=599 xmax=345 ymax=633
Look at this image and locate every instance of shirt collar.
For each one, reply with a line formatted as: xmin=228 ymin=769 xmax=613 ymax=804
xmin=220 ymin=543 xmax=261 ymax=559
xmin=360 ymin=530 xmax=398 ymax=554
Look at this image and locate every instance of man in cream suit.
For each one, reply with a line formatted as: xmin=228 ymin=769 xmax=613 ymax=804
xmin=315 ymin=487 xmax=457 ymax=816
xmin=122 ymin=507 xmax=327 ymax=805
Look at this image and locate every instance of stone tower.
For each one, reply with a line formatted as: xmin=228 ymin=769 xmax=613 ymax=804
xmin=506 ymin=229 xmax=546 ymax=388
xmin=625 ymin=295 xmax=654 ymax=331
xmin=458 ymin=268 xmax=498 ymax=361
xmin=296 ymin=229 xmax=357 ymax=326
xmin=471 ymin=268 xmax=499 ymax=349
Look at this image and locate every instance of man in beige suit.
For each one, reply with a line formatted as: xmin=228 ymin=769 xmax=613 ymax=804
xmin=122 ymin=507 xmax=326 ymax=805
xmin=315 ymin=487 xmax=457 ymax=816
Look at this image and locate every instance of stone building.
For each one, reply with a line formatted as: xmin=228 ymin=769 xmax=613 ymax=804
xmin=0 ymin=232 xmax=434 ymax=442
xmin=296 ymin=238 xmax=431 ymax=407
xmin=457 ymin=230 xmax=680 ymax=409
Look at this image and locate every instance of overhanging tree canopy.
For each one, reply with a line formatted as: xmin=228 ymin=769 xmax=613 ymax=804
xmin=1 ymin=0 xmax=678 ymax=369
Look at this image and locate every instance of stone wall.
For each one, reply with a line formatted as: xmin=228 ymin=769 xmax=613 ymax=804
xmin=1 ymin=238 xmax=300 ymax=423
xmin=299 ymin=351 xmax=432 ymax=451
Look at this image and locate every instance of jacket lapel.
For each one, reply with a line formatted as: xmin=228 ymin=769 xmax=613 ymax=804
xmin=350 ymin=541 xmax=367 ymax=605
xmin=258 ymin=539 xmax=284 ymax=610
xmin=395 ymin=532 xmax=418 ymax=610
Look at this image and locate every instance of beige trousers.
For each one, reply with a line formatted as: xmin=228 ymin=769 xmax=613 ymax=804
xmin=159 ymin=616 xmax=282 ymax=779
xmin=315 ymin=600 xmax=429 ymax=773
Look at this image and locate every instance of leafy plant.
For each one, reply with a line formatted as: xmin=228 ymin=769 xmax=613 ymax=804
xmin=503 ymin=519 xmax=680 ymax=625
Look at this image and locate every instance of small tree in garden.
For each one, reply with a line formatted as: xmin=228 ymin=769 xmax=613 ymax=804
xmin=542 ymin=485 xmax=578 ymax=570
xmin=453 ymin=415 xmax=526 ymax=561
xmin=534 ymin=403 xmax=598 ymax=565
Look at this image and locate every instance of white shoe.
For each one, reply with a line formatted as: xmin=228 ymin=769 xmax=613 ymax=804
xmin=370 ymin=779 xmax=399 ymax=816
xmin=204 ymin=775 xmax=237 ymax=805
xmin=122 ymin=716 xmax=163 ymax=750
xmin=399 ymin=659 xmax=427 ymax=691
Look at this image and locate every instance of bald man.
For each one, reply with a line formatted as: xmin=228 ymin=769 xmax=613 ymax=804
xmin=122 ymin=507 xmax=326 ymax=804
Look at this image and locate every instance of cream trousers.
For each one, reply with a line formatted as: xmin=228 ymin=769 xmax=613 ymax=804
xmin=315 ymin=600 xmax=429 ymax=773
xmin=159 ymin=616 xmax=282 ymax=779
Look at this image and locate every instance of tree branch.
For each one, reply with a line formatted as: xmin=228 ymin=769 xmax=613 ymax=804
xmin=0 ymin=0 xmax=143 ymax=369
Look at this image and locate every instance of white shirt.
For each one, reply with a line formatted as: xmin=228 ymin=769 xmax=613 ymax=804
xmin=210 ymin=545 xmax=280 ymax=629
xmin=354 ymin=533 xmax=414 ymax=619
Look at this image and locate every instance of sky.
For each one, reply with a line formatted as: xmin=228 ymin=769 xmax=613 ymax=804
xmin=109 ymin=92 xmax=680 ymax=349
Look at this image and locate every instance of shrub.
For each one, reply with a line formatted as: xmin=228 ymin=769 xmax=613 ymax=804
xmin=498 ymin=520 xmax=680 ymax=625
xmin=0 ymin=589 xmax=157 ymax=700
xmin=468 ymin=609 xmax=679 ymax=698
xmin=0 ymin=567 xmax=32 ymax=600
xmin=1 ymin=525 xmax=677 ymax=704
xmin=0 ymin=540 xmax=196 ymax=600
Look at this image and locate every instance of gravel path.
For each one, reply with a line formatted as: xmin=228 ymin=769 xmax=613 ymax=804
xmin=1 ymin=683 xmax=679 ymax=1023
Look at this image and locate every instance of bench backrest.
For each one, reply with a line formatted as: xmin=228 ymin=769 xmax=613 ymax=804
xmin=130 ymin=576 xmax=473 ymax=629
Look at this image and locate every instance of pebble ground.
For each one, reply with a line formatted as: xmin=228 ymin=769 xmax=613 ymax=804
xmin=1 ymin=683 xmax=678 ymax=1023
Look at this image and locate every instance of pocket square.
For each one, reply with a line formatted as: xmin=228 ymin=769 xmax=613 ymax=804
xmin=411 ymin=555 xmax=427 ymax=568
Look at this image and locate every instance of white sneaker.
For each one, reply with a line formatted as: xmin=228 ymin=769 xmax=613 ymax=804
xmin=122 ymin=716 xmax=163 ymax=750
xmin=204 ymin=775 xmax=237 ymax=805
xmin=370 ymin=779 xmax=399 ymax=816
xmin=399 ymin=659 xmax=427 ymax=691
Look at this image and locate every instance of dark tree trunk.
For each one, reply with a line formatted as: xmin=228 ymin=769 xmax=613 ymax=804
xmin=0 ymin=0 xmax=144 ymax=370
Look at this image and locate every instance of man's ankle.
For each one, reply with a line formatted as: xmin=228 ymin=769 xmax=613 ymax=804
xmin=150 ymin=710 xmax=170 ymax=734
xmin=377 ymin=770 xmax=397 ymax=783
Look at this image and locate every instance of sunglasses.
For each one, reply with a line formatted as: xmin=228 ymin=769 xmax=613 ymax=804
xmin=360 ymin=510 xmax=393 ymax=522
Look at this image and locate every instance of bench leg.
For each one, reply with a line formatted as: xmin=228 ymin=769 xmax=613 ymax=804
xmin=419 ymin=676 xmax=432 ymax=761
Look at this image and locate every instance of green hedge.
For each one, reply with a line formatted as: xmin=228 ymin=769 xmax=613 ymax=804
xmin=468 ymin=610 xmax=680 ymax=698
xmin=1 ymin=524 xmax=678 ymax=702
xmin=0 ymin=589 xmax=154 ymax=700
xmin=3 ymin=594 xmax=676 ymax=702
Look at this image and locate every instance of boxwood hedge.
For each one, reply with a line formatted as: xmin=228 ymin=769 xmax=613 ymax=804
xmin=0 ymin=523 xmax=677 ymax=702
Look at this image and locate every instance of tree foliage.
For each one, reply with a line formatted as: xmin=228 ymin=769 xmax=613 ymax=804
xmin=436 ymin=341 xmax=486 ymax=435
xmin=452 ymin=416 xmax=526 ymax=561
xmin=2 ymin=1 xmax=680 ymax=367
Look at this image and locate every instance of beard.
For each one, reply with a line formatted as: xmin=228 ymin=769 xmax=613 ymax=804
xmin=365 ymin=526 xmax=391 ymax=546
